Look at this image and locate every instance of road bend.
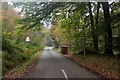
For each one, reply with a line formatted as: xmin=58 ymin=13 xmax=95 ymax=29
xmin=23 ymin=47 xmax=99 ymax=79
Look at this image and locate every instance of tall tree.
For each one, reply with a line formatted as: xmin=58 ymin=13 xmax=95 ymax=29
xmin=94 ymin=2 xmax=100 ymax=53
xmin=101 ymin=2 xmax=113 ymax=55
xmin=88 ymin=2 xmax=99 ymax=53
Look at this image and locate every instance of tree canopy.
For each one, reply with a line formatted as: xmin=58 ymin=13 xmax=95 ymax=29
xmin=2 ymin=1 xmax=120 ymax=77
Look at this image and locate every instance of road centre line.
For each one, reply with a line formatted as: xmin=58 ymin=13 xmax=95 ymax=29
xmin=61 ymin=69 xmax=69 ymax=80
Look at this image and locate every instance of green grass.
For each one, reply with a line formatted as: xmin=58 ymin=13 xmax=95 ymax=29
xmin=10 ymin=51 xmax=41 ymax=74
xmin=54 ymin=48 xmax=60 ymax=54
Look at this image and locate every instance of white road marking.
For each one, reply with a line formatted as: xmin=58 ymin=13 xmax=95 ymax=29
xmin=61 ymin=69 xmax=69 ymax=80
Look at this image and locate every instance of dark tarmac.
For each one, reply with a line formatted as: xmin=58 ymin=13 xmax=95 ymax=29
xmin=23 ymin=48 xmax=100 ymax=79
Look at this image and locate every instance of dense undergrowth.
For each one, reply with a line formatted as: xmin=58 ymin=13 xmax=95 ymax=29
xmin=2 ymin=3 xmax=45 ymax=75
xmin=2 ymin=37 xmax=44 ymax=75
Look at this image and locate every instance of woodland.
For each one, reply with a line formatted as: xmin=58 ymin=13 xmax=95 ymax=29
xmin=1 ymin=1 xmax=120 ymax=78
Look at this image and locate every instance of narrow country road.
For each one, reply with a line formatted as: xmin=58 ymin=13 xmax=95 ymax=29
xmin=23 ymin=47 xmax=100 ymax=78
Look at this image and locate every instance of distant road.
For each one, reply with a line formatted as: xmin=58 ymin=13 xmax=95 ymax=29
xmin=23 ymin=47 xmax=100 ymax=79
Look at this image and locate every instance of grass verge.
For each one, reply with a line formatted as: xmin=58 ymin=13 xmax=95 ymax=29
xmin=4 ymin=51 xmax=42 ymax=78
xmin=53 ymin=48 xmax=60 ymax=54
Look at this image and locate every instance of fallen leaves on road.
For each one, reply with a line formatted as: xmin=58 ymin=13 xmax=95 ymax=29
xmin=65 ymin=54 xmax=119 ymax=80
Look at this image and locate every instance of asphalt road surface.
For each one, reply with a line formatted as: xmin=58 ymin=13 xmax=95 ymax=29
xmin=23 ymin=47 xmax=100 ymax=79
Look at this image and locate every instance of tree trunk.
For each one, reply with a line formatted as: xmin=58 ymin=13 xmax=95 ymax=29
xmin=95 ymin=2 xmax=100 ymax=53
xmin=88 ymin=2 xmax=99 ymax=53
xmin=96 ymin=2 xmax=100 ymax=26
xmin=101 ymin=2 xmax=113 ymax=55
